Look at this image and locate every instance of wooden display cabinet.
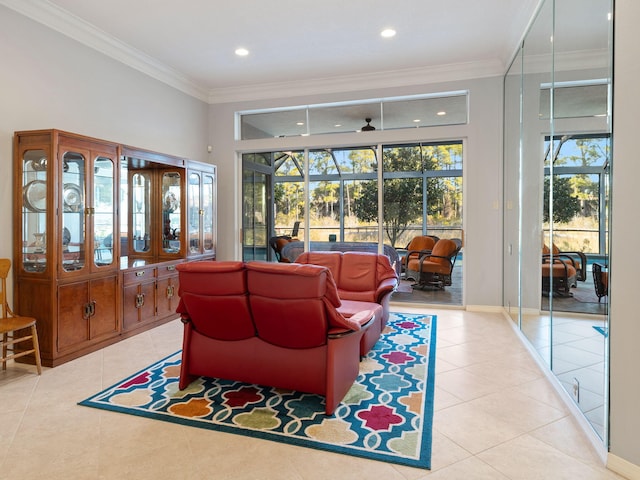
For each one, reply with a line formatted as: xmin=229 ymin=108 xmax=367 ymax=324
xmin=13 ymin=130 xmax=120 ymax=366
xmin=186 ymin=160 xmax=217 ymax=260
xmin=13 ymin=130 xmax=217 ymax=367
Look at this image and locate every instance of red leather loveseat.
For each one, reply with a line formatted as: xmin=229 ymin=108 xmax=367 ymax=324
xmin=175 ymin=261 xmax=374 ymax=415
xmin=294 ymin=251 xmax=398 ymax=355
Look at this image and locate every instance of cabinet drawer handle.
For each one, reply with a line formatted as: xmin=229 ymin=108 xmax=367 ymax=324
xmin=135 ymin=293 xmax=145 ymax=308
xmin=135 ymin=270 xmax=145 ymax=277
xmin=166 ymin=265 xmax=176 ymax=271
xmin=82 ymin=301 xmax=96 ymax=319
xmin=166 ymin=285 xmax=175 ymax=298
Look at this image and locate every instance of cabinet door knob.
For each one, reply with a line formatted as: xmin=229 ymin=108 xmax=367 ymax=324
xmin=135 ymin=270 xmax=145 ymax=277
xmin=82 ymin=303 xmax=92 ymax=320
xmin=135 ymin=293 xmax=145 ymax=308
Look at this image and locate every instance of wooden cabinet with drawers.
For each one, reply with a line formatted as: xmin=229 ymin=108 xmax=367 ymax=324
xmin=122 ymin=260 xmax=182 ymax=332
xmin=57 ymin=275 xmax=119 ymax=354
xmin=13 ymin=129 xmax=216 ymax=367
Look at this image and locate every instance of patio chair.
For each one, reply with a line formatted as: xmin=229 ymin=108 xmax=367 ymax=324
xmin=541 ymin=250 xmax=577 ymax=296
xmin=592 ymin=263 xmax=608 ymax=302
xmin=543 ymin=243 xmax=588 ymax=283
xmin=269 ymin=235 xmax=297 ymax=262
xmin=405 ymin=238 xmax=461 ymax=289
xmin=402 ymin=235 xmax=439 ymax=278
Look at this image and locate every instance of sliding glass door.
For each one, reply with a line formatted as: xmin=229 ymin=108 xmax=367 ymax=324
xmin=242 ymin=154 xmax=271 ymax=261
xmin=242 ymin=141 xmax=464 ymax=306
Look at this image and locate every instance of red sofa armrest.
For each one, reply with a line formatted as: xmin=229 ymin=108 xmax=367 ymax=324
xmin=328 ymin=310 xmax=374 ymax=338
xmin=375 ymin=277 xmax=398 ymax=303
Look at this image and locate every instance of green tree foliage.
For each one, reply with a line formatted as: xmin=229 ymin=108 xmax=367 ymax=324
xmin=543 ymin=176 xmax=581 ymax=223
xmin=352 ymin=145 xmax=458 ymax=246
xmin=546 ymin=137 xmax=607 ymax=223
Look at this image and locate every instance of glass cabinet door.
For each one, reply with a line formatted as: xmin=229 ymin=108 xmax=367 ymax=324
xmin=202 ymin=172 xmax=215 ymax=255
xmin=61 ymin=152 xmax=86 ymax=273
xmin=131 ymin=171 xmax=152 ymax=254
xmin=93 ymin=156 xmax=115 ymax=267
xmin=188 ymin=172 xmax=201 ymax=254
xmin=21 ymin=149 xmax=48 ymax=273
xmin=161 ymin=171 xmax=182 ymax=254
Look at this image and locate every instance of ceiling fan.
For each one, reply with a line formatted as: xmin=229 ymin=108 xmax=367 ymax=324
xmin=361 ymin=118 xmax=376 ymax=131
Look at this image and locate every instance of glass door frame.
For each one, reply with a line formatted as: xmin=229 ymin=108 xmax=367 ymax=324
xmin=241 ymin=159 xmax=272 ymax=262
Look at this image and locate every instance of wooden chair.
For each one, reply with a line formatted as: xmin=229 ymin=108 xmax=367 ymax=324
xmin=0 ymin=259 xmax=42 ymax=374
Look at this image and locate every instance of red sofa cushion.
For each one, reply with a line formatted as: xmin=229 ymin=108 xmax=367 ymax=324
xmin=177 ymin=261 xmax=246 ymax=294
xmin=246 ymin=262 xmax=361 ymax=349
xmin=295 ymin=251 xmax=397 ymax=303
xmin=294 ymin=251 xmax=343 ymax=283
xmin=338 ymin=252 xmax=378 ymax=295
xmin=179 ymin=293 xmax=254 ymax=340
xmin=176 ymin=261 xmax=255 ymax=341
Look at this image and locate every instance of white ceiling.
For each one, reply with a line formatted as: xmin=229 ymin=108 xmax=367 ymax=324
xmin=3 ymin=0 xmax=543 ymax=103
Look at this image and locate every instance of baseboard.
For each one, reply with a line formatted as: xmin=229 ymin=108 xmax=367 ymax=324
xmin=465 ymin=304 xmax=503 ymax=313
xmin=608 ymin=454 xmax=640 ymax=479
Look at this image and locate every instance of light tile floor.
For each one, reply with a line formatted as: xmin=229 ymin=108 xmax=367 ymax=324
xmin=521 ymin=312 xmax=608 ymax=439
xmin=0 ymin=307 xmax=624 ymax=479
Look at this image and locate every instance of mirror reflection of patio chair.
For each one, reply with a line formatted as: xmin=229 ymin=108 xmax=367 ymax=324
xmin=592 ymin=263 xmax=608 ymax=302
xmin=402 ymin=235 xmax=439 ymax=276
xmin=541 ymin=252 xmax=577 ymax=296
xmin=405 ymin=238 xmax=461 ymax=290
xmin=543 ymin=243 xmax=587 ymax=283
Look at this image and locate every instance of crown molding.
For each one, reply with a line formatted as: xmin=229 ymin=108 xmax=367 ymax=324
xmin=1 ymin=0 xmax=508 ymax=106
xmin=0 ymin=0 xmax=210 ymax=102
xmin=207 ymin=59 xmax=506 ymax=104
xmin=0 ymin=0 xmax=607 ymax=106
xmin=521 ymin=49 xmax=610 ymax=75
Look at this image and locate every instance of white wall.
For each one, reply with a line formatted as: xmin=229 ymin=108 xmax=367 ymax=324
xmin=0 ymin=5 xmax=210 ymax=264
xmin=609 ymin=0 xmax=640 ymax=472
xmin=209 ymin=76 xmax=505 ymax=307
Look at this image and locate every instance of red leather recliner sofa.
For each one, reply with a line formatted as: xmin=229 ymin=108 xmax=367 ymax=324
xmin=294 ymin=251 xmax=398 ymax=355
xmin=175 ymin=261 xmax=374 ymax=415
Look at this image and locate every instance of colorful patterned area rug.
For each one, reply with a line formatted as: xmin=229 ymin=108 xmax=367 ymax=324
xmin=79 ymin=312 xmax=436 ymax=469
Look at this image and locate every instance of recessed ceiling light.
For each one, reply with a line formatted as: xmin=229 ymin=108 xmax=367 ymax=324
xmin=437 ymin=111 xmax=446 ymax=116
xmin=381 ymin=28 xmax=396 ymax=38
xmin=296 ymin=122 xmax=305 ymax=126
xmin=413 ymin=119 xmax=421 ymax=123
xmin=235 ymin=47 xmax=249 ymax=56
xmin=334 ymin=124 xmax=342 ymax=128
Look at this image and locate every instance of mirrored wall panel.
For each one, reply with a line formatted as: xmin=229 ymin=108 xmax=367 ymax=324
xmin=503 ymin=0 xmax=612 ymax=442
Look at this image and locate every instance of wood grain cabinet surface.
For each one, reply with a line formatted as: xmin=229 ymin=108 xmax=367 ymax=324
xmin=13 ymin=130 xmax=216 ymax=366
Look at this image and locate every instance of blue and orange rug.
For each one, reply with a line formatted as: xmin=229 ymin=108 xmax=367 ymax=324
xmin=79 ymin=312 xmax=436 ymax=469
